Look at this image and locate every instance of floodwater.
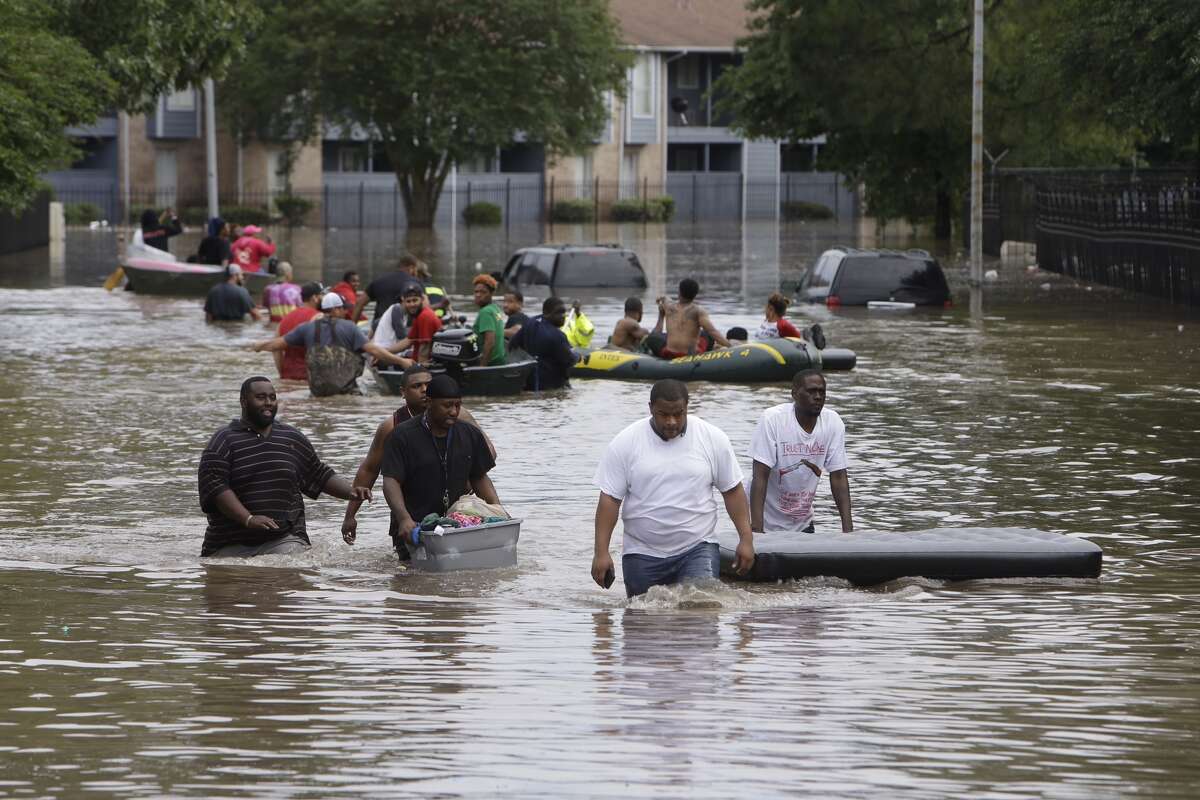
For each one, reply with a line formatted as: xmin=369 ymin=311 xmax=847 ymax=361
xmin=0 ymin=220 xmax=1198 ymax=797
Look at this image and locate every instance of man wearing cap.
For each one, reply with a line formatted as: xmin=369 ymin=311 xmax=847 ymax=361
xmin=380 ymin=374 xmax=499 ymax=555
xmin=274 ymin=282 xmax=324 ymax=380
xmin=204 ymin=265 xmax=260 ymax=322
xmin=472 ymin=274 xmax=506 ymax=366
xmin=252 ymin=292 xmax=410 ymax=394
xmin=231 ymin=224 xmax=276 ymax=273
xmin=199 ymin=376 xmax=371 ymax=557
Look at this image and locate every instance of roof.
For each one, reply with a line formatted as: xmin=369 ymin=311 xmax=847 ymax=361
xmin=607 ymin=0 xmax=753 ymax=50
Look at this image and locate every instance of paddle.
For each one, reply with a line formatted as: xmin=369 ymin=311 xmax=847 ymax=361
xmin=102 ymin=267 xmax=125 ymax=292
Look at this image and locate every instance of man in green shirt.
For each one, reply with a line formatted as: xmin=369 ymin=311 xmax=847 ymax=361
xmin=472 ymin=274 xmax=507 ymax=366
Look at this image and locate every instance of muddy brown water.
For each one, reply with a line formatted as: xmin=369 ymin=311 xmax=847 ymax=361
xmin=0 ymin=221 xmax=1197 ymax=797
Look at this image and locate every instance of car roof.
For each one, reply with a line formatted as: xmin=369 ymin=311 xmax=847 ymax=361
xmin=821 ymin=246 xmax=934 ymax=261
xmin=513 ymin=243 xmax=634 ymax=254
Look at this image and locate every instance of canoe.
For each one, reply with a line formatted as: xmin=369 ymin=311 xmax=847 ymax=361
xmin=570 ymin=339 xmax=856 ymax=383
xmin=719 ymin=528 xmax=1102 ymax=586
xmin=373 ymin=357 xmax=538 ymax=397
xmin=407 ymin=518 xmax=522 ymax=572
xmin=120 ymin=257 xmax=274 ymax=296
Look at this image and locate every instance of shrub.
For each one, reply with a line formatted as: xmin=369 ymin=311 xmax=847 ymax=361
xmin=218 ymin=205 xmax=273 ymax=226
xmin=63 ymin=202 xmax=103 ymax=226
xmin=550 ymin=198 xmax=595 ymax=223
xmin=180 ymin=206 xmax=209 ymax=226
xmin=610 ymin=195 xmax=675 ymax=222
xmin=781 ymin=200 xmax=834 ymax=220
xmin=463 ymin=201 xmax=502 ymax=225
xmin=275 ymin=194 xmax=315 ymax=227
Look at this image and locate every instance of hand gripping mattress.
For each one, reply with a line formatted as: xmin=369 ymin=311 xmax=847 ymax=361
xmin=719 ymin=528 xmax=1102 ymax=585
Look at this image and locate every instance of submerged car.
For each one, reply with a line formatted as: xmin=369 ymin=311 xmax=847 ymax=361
xmin=796 ymin=247 xmax=951 ymax=306
xmin=500 ymin=244 xmax=648 ymax=289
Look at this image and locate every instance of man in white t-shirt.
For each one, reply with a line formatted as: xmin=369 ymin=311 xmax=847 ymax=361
xmin=749 ymin=369 xmax=853 ymax=534
xmin=592 ymin=379 xmax=755 ymax=597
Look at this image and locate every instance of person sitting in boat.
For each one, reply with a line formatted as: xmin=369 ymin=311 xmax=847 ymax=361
xmin=756 ymin=292 xmax=826 ymax=349
xmin=649 ymin=278 xmax=729 ymax=359
xmin=380 ymin=374 xmax=500 ymax=559
xmin=502 ymin=289 xmax=529 ymax=341
xmin=231 ymin=224 xmax=276 ymax=273
xmin=372 ymin=285 xmax=442 ymax=363
xmin=251 ymin=293 xmax=410 ymax=395
xmin=141 ymin=207 xmax=183 ymax=253
xmin=193 ymin=217 xmax=231 ymax=266
xmin=510 ymin=296 xmax=576 ymax=391
xmin=262 ymin=262 xmax=301 ymax=323
xmin=726 ymin=326 xmax=749 ymax=345
xmin=748 ymin=369 xmax=852 ymax=535
xmin=204 ymin=265 xmax=261 ymax=323
xmin=341 ymin=365 xmax=493 ymax=555
xmin=472 ymin=274 xmax=507 ymax=367
xmin=610 ymin=297 xmax=651 ymax=351
xmin=329 ymin=270 xmax=367 ymax=321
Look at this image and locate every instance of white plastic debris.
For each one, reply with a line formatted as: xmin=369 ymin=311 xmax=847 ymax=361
xmin=1039 ymin=282 xmax=1051 ymax=291
xmin=984 ymin=269 xmax=999 ymax=281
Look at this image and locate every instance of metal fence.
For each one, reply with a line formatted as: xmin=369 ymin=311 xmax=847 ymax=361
xmin=1035 ymin=176 xmax=1200 ymax=305
xmin=48 ymin=175 xmax=859 ymax=230
xmin=0 ymin=191 xmax=50 ymax=255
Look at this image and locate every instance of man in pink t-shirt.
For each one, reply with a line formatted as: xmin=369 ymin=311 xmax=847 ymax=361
xmin=231 ymin=225 xmax=277 ymax=273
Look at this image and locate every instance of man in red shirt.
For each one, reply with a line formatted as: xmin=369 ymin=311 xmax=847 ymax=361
xmin=399 ymin=285 xmax=442 ymax=363
xmin=231 ymin=224 xmax=276 ymax=273
xmin=330 ymin=270 xmax=366 ymax=321
xmin=275 ymin=283 xmax=323 ymax=380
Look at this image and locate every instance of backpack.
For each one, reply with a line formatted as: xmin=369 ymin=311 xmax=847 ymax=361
xmin=305 ymin=317 xmax=363 ymax=396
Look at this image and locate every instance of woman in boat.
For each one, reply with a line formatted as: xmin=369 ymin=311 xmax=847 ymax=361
xmin=140 ymin=207 xmax=183 ymax=253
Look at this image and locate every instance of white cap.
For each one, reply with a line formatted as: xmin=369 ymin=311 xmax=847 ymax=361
xmin=320 ymin=293 xmax=344 ymax=310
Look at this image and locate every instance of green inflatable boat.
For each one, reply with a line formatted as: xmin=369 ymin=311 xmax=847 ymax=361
xmin=570 ymin=339 xmax=856 ymax=383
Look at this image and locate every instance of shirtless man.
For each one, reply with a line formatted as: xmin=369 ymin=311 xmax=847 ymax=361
xmin=341 ymin=364 xmax=494 ymax=546
xmin=652 ymin=278 xmax=729 ymax=358
xmin=610 ymin=297 xmax=651 ymax=351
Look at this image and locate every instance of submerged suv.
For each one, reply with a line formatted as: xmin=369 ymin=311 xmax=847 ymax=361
xmin=500 ymin=244 xmax=648 ymax=289
xmin=796 ymin=247 xmax=951 ymax=306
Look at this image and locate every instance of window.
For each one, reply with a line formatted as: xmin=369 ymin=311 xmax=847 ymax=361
xmin=574 ymin=153 xmax=594 ymax=196
xmin=165 ymin=87 xmax=195 ymax=112
xmin=338 ymin=146 xmax=366 ymax=173
xmin=676 ymin=55 xmax=700 ymax=89
xmin=553 ymin=252 xmax=647 ymax=288
xmin=631 ymin=53 xmax=654 ymax=117
xmin=459 ymin=153 xmax=495 ymax=174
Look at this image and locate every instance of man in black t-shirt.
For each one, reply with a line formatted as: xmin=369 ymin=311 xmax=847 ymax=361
xmin=204 ymin=265 xmax=260 ymax=322
xmin=502 ymin=289 xmax=530 ymax=341
xmin=381 ymin=375 xmax=499 ymax=551
xmin=355 ymin=253 xmax=425 ymax=333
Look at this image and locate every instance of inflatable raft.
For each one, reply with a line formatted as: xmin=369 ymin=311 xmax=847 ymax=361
xmin=719 ymin=528 xmax=1102 ymax=586
xmin=571 ymin=339 xmax=856 ymax=383
xmin=407 ymin=518 xmax=522 ymax=572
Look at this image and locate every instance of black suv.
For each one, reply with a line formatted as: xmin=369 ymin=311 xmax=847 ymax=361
xmin=796 ymin=247 xmax=951 ymax=306
xmin=500 ymin=244 xmax=648 ymax=289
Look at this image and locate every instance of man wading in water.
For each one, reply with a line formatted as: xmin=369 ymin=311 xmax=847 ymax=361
xmin=650 ymin=278 xmax=729 ymax=358
xmin=198 ymin=377 xmax=370 ymax=557
xmin=341 ymin=365 xmax=493 ymax=554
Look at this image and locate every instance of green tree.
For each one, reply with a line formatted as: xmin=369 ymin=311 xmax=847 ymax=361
xmin=291 ymin=0 xmax=631 ymax=228
xmin=0 ymin=0 xmax=113 ymax=211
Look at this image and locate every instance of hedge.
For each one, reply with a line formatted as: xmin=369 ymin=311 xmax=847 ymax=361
xmin=550 ymin=198 xmax=595 ymax=223
xmin=781 ymin=200 xmax=834 ymax=220
xmin=275 ymin=194 xmax=315 ymax=227
xmin=463 ymin=201 xmax=502 ymax=225
xmin=181 ymin=205 xmax=273 ymax=226
xmin=610 ymin=195 xmax=675 ymax=222
xmin=63 ymin=202 xmax=103 ymax=226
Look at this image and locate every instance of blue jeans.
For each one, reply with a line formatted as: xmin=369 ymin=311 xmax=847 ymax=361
xmin=622 ymin=541 xmax=720 ymax=598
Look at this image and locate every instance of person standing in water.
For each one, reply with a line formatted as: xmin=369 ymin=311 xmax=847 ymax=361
xmin=748 ymin=369 xmax=852 ymax=534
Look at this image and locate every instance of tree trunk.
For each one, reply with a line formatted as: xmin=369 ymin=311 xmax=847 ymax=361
xmin=934 ymin=186 xmax=952 ymax=240
xmin=396 ymin=154 xmax=452 ymax=229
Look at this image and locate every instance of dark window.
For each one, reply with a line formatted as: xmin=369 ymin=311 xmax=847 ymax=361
xmin=835 ymin=258 xmax=948 ymax=303
xmin=708 ymin=143 xmax=741 ymax=172
xmin=552 ymin=251 xmax=647 ymax=288
xmin=804 ymin=253 xmax=842 ymax=289
xmin=668 ymin=144 xmax=704 ymax=172
xmin=517 ymin=252 xmax=553 ymax=284
xmin=781 ymin=143 xmax=821 ymax=172
xmin=371 ymin=148 xmax=392 ymax=173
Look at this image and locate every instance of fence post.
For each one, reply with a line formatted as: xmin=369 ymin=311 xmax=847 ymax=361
xmin=641 ymin=177 xmax=648 ymax=222
xmin=467 ymin=181 xmax=472 ymax=210
xmin=323 ymin=184 xmax=329 ymax=228
xmin=505 ymin=178 xmax=511 ymax=235
xmin=358 ymin=182 xmax=365 ymax=228
xmin=393 ymin=183 xmax=399 ymax=230
xmin=692 ymin=173 xmax=698 ymax=223
xmin=738 ymin=173 xmax=744 ymax=220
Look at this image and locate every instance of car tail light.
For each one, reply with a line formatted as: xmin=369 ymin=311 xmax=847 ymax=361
xmin=825 ymin=295 xmax=841 ymax=308
xmin=943 ymin=299 xmax=953 ymax=308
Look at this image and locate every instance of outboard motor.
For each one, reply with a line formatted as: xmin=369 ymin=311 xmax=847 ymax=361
xmin=429 ymin=329 xmax=481 ymax=385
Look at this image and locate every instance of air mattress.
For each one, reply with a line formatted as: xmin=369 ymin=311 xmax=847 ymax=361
xmin=571 ymin=339 xmax=856 ymax=383
xmin=719 ymin=528 xmax=1102 ymax=585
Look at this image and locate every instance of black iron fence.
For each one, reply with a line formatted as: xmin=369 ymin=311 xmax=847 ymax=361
xmin=0 ymin=191 xmax=50 ymax=255
xmin=1035 ymin=176 xmax=1200 ymax=305
xmin=49 ymin=175 xmax=857 ymax=231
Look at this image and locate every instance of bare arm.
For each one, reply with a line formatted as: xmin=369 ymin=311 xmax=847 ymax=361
xmin=322 ymin=474 xmax=371 ymax=503
xmin=652 ymin=297 xmax=666 ymax=333
xmin=248 ymin=307 xmax=262 ymax=322
xmin=341 ymin=420 xmax=391 ymax=543
xmin=211 ymin=488 xmax=278 ymax=531
xmin=352 ymin=293 xmax=369 ymax=323
xmin=590 ymin=492 xmax=621 ymax=587
xmin=253 ymin=336 xmax=289 ymax=353
xmin=698 ymin=310 xmax=730 ymax=348
xmin=364 ymin=341 xmax=412 ymax=367
xmin=457 ymin=409 xmax=496 ymax=459
xmin=720 ymin=483 xmax=755 ymax=574
xmin=382 ymin=476 xmax=417 ymax=537
xmin=470 ymin=474 xmax=500 ymax=504
xmin=749 ymin=460 xmax=771 ymax=533
xmin=829 ymin=469 xmax=853 ymax=532
xmin=503 ymin=322 xmax=522 ymax=341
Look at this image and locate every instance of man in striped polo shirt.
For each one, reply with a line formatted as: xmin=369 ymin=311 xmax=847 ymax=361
xmin=198 ymin=376 xmax=371 ymax=557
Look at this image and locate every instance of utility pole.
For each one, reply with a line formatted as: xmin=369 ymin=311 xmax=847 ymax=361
xmin=204 ymin=78 xmax=219 ymax=221
xmin=969 ymin=0 xmax=984 ymax=286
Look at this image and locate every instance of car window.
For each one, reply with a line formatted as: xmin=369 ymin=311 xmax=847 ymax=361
xmin=836 ymin=258 xmax=935 ymax=293
xmin=552 ymin=251 xmax=647 ymax=288
xmin=804 ymin=253 xmax=841 ymax=289
xmin=501 ymin=255 xmax=521 ymax=283
xmin=517 ymin=252 xmax=553 ymax=284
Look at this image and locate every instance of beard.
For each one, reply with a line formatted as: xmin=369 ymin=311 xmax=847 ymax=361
xmin=246 ymin=406 xmax=276 ymax=428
